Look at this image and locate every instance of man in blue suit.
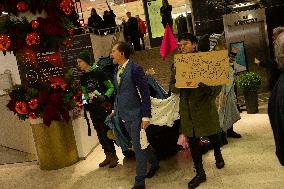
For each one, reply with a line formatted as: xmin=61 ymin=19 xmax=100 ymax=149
xmin=111 ymin=42 xmax=160 ymax=189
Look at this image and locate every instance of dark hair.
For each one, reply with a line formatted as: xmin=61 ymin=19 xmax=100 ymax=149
xmin=115 ymin=41 xmax=134 ymax=59
xmin=178 ymin=33 xmax=198 ymax=44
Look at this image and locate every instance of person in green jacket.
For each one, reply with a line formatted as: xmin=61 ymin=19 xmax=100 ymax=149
xmin=169 ymin=33 xmax=225 ymax=189
xmin=76 ymin=50 xmax=118 ymax=168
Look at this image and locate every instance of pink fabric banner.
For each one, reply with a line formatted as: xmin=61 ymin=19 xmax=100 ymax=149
xmin=160 ymin=24 xmax=177 ymax=61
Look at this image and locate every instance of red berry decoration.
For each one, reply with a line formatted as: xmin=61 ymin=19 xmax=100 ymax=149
xmin=60 ymin=0 xmax=72 ymax=16
xmin=0 ymin=34 xmax=11 ymax=51
xmin=17 ymin=1 xmax=28 ymax=12
xmin=31 ymin=20 xmax=39 ymax=30
xmin=26 ymin=32 xmax=40 ymax=46
xmin=29 ymin=112 xmax=37 ymax=119
xmin=28 ymin=98 xmax=39 ymax=110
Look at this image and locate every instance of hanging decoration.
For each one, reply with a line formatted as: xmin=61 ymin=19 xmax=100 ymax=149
xmin=26 ymin=32 xmax=40 ymax=46
xmin=0 ymin=0 xmax=77 ymax=54
xmin=60 ymin=0 xmax=73 ymax=16
xmin=17 ymin=1 xmax=28 ymax=12
xmin=0 ymin=34 xmax=11 ymax=51
xmin=31 ymin=20 xmax=39 ymax=30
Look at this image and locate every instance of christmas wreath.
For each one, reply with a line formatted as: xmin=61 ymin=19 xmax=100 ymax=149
xmin=6 ymin=70 xmax=83 ymax=126
xmin=0 ymin=0 xmax=78 ymax=55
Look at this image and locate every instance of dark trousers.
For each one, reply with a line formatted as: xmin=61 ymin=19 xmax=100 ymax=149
xmin=140 ymin=34 xmax=145 ymax=50
xmin=89 ymin=102 xmax=116 ymax=155
xmin=189 ymin=132 xmax=221 ymax=165
xmin=125 ymin=119 xmax=159 ymax=186
xmin=130 ymin=36 xmax=142 ymax=51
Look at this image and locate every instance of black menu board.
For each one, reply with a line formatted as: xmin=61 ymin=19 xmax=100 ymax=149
xmin=16 ymin=46 xmax=64 ymax=87
xmin=16 ymin=34 xmax=94 ymax=87
xmin=60 ymin=34 xmax=94 ymax=80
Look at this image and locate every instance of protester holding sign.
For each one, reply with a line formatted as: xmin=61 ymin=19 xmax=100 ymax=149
xmin=169 ymin=33 xmax=225 ymax=189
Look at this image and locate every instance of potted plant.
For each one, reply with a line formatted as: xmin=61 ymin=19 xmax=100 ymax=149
xmin=6 ymin=71 xmax=82 ymax=170
xmin=237 ymin=71 xmax=261 ymax=114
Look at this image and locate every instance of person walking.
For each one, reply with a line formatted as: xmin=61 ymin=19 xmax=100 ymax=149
xmin=111 ymin=42 xmax=159 ymax=189
xmin=160 ymin=0 xmax=173 ymax=31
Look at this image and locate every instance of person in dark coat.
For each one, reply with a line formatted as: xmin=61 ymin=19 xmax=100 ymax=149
xmin=160 ymin=0 xmax=173 ymax=31
xmin=103 ymin=3 xmax=117 ymax=34
xmin=125 ymin=12 xmax=142 ymax=51
xmin=88 ymin=8 xmax=103 ymax=35
xmin=169 ymin=33 xmax=225 ymax=189
xmin=268 ymin=29 xmax=284 ymax=166
xmin=76 ymin=50 xmax=119 ymax=168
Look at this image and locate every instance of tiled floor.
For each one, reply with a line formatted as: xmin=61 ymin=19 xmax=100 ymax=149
xmin=0 ymin=112 xmax=284 ymax=189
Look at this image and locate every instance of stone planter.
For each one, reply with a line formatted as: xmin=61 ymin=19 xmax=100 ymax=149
xmin=243 ymin=90 xmax=259 ymax=114
xmin=30 ymin=119 xmax=79 ymax=170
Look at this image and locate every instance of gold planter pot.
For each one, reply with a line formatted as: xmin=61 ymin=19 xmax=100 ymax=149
xmin=31 ymin=120 xmax=79 ymax=170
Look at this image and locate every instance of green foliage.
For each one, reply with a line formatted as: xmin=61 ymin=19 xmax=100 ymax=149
xmin=237 ymin=71 xmax=262 ymax=91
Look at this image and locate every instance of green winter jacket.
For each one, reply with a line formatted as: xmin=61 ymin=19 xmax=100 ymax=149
xmin=169 ymin=64 xmax=222 ymax=138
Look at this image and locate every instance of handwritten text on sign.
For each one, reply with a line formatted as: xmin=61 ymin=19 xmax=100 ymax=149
xmin=174 ymin=50 xmax=230 ymax=88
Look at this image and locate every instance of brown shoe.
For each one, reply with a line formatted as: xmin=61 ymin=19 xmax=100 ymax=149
xmin=99 ymin=153 xmax=112 ymax=167
xmin=109 ymin=154 xmax=119 ymax=168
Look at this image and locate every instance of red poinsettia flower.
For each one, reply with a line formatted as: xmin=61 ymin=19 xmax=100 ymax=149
xmin=48 ymin=93 xmax=62 ymax=109
xmin=38 ymin=91 xmax=49 ymax=105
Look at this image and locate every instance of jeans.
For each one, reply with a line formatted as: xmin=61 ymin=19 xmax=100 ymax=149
xmin=124 ymin=119 xmax=159 ymax=186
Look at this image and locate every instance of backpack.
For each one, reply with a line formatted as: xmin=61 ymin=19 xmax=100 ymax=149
xmin=96 ymin=56 xmax=115 ymax=82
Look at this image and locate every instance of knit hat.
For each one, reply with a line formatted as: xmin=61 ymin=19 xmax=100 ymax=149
xmin=209 ymin=33 xmax=225 ymax=51
xmin=78 ymin=50 xmax=93 ymax=65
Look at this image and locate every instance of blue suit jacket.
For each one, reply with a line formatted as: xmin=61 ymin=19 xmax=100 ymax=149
xmin=114 ymin=60 xmax=151 ymax=121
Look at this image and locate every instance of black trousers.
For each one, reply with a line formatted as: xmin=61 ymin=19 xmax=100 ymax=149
xmin=130 ymin=36 xmax=142 ymax=51
xmin=189 ymin=132 xmax=221 ymax=165
xmin=88 ymin=101 xmax=116 ymax=155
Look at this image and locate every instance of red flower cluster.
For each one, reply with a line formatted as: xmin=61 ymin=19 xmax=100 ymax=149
xmin=7 ymin=77 xmax=82 ymax=126
xmin=0 ymin=0 xmax=76 ymax=54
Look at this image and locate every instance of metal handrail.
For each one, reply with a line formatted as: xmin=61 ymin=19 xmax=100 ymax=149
xmin=74 ymin=25 xmax=122 ymax=36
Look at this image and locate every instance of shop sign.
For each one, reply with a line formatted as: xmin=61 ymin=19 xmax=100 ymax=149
xmin=234 ymin=18 xmax=257 ymax=25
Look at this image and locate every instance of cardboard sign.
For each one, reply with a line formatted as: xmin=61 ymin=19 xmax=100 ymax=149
xmin=174 ymin=50 xmax=230 ymax=88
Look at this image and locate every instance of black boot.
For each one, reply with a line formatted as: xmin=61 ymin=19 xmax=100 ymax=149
xmin=214 ymin=149 xmax=225 ymax=169
xmin=227 ymin=127 xmax=242 ymax=138
xmin=188 ymin=163 xmax=206 ymax=189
